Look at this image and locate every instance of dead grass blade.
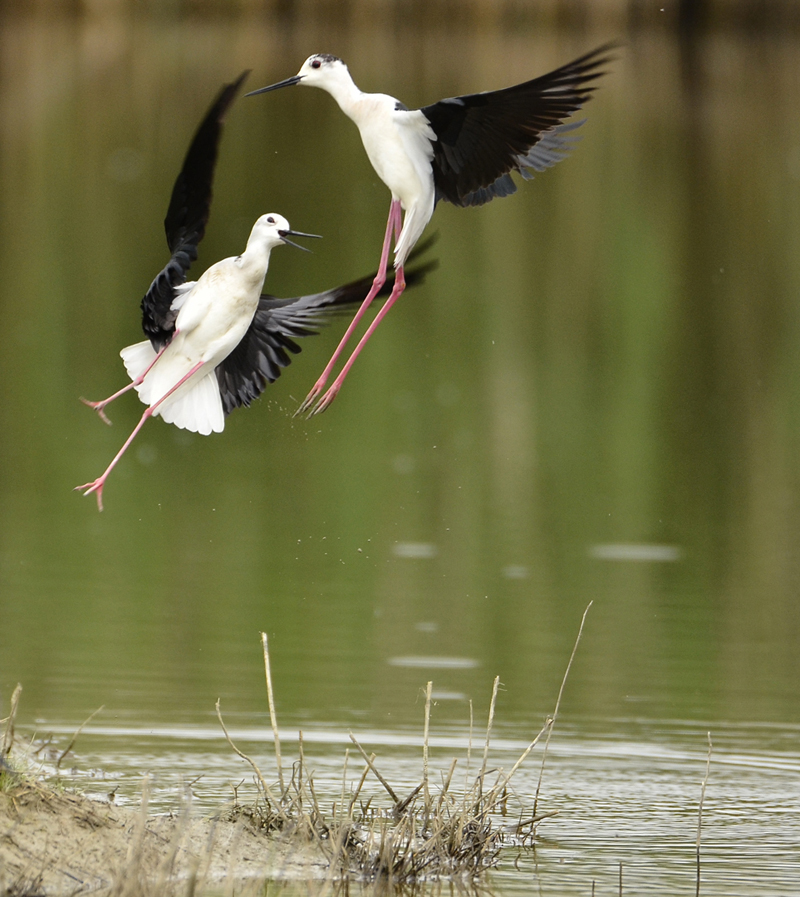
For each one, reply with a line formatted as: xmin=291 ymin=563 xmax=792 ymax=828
xmin=533 ymin=600 xmax=592 ymax=817
xmin=261 ymin=632 xmax=285 ymax=795
xmin=55 ymin=704 xmax=104 ymax=772
xmin=696 ymin=731 xmax=712 ymax=897
xmin=215 ymin=698 xmax=285 ymax=821
xmin=347 ymin=731 xmax=399 ymax=804
xmin=1 ymin=683 xmax=22 ymax=768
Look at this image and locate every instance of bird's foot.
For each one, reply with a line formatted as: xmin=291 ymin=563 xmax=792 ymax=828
xmin=74 ymin=479 xmax=105 ymax=512
xmin=306 ymin=383 xmax=340 ymax=417
xmin=80 ymin=397 xmax=113 ymax=426
xmin=294 ymin=380 xmax=328 ymax=418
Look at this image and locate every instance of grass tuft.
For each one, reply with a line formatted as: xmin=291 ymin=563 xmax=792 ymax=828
xmin=217 ymin=610 xmax=592 ymax=887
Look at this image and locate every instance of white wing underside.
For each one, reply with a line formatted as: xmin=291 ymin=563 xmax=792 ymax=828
xmin=120 ymin=340 xmax=225 ymax=435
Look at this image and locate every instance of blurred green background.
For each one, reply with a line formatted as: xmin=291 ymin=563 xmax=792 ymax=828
xmin=1 ymin=1 xmax=799 ymax=744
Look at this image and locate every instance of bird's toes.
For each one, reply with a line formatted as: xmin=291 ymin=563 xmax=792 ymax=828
xmin=308 ymin=388 xmax=338 ymax=417
xmin=295 ymin=386 xmax=324 ymax=417
xmin=80 ymin=397 xmax=113 ymax=426
xmin=74 ymin=480 xmax=105 ymax=511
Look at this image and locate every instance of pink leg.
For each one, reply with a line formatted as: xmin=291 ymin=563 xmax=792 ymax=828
xmin=295 ymin=200 xmax=403 ymax=416
xmin=75 ymin=360 xmax=203 ymax=511
xmin=309 ymin=263 xmax=407 ymax=416
xmin=81 ymin=338 xmax=173 ymax=425
xmin=81 ymin=382 xmax=137 ymax=426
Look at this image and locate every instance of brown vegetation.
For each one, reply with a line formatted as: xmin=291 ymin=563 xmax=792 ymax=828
xmin=0 ymin=609 xmax=591 ymax=895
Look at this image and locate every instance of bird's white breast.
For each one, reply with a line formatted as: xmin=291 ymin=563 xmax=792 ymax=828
xmin=353 ymin=96 xmax=434 ymax=208
xmin=136 ymin=254 xmax=265 ymax=414
xmin=175 ymin=258 xmax=263 ymax=365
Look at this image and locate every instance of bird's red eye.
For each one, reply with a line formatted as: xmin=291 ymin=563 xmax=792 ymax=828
xmin=311 ymin=59 xmax=321 ymax=69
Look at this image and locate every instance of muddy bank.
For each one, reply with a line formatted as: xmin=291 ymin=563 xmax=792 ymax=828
xmin=0 ymin=780 xmax=326 ymax=895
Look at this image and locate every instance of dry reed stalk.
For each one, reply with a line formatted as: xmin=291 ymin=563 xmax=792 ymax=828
xmin=307 ymin=768 xmax=324 ymax=832
xmin=479 ymin=677 xmax=501 ymax=795
xmin=462 ymin=697 xmax=474 ymax=813
xmin=533 ymin=600 xmax=592 ymax=817
xmin=347 ymin=753 xmax=375 ymax=816
xmin=215 ymin=699 xmax=285 ymax=822
xmin=281 ymin=769 xmax=309 ymax=834
xmin=336 ymin=747 xmax=350 ymax=826
xmin=348 ymin=732 xmax=399 ymax=804
xmin=260 ymin=632 xmax=285 ymax=795
xmin=1 ymin=683 xmax=22 ymax=762
xmin=55 ymin=704 xmax=104 ymax=772
xmin=435 ymin=757 xmax=458 ymax=819
xmin=318 ymin=821 xmax=350 ymax=897
xmin=394 ymin=783 xmax=423 ymax=817
xmin=297 ymin=730 xmax=305 ymax=811
xmin=422 ymin=680 xmax=432 ymax=814
xmin=696 ymin=731 xmax=712 ymax=897
xmin=482 ymin=718 xmax=550 ymax=812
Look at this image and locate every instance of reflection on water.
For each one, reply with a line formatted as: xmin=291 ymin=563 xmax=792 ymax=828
xmin=589 ymin=543 xmax=683 ymax=561
xmin=391 ymin=541 xmax=439 ymax=558
xmin=386 ymin=656 xmax=479 ymax=668
xmin=1 ymin=6 xmax=800 ymax=895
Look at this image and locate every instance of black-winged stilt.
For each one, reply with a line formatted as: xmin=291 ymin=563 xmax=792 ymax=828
xmin=76 ymin=72 xmax=431 ymax=511
xmin=247 ymin=44 xmax=615 ymax=415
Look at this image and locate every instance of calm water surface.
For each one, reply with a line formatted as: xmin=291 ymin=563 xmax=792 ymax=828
xmin=1 ymin=8 xmax=800 ymax=895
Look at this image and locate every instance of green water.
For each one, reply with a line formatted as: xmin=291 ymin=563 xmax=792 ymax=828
xmin=1 ymin=8 xmax=799 ymax=894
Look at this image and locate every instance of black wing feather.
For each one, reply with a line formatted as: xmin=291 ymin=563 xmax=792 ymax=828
xmin=140 ymin=71 xmax=249 ymax=349
xmin=421 ymin=44 xmax=616 ymax=207
xmin=216 ymin=242 xmax=439 ymax=415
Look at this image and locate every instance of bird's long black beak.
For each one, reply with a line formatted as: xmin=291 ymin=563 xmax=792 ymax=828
xmin=279 ymin=229 xmax=322 ymax=252
xmin=246 ymin=75 xmax=302 ymax=96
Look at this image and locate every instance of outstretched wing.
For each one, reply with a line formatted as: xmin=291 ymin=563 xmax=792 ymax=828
xmin=420 ymin=44 xmax=615 ymax=207
xmin=216 ymin=246 xmax=439 ymax=415
xmin=140 ymin=71 xmax=249 ymax=349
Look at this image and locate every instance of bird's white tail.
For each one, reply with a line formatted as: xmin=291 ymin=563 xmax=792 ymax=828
xmin=120 ymin=340 xmax=157 ymax=382
xmin=394 ymin=199 xmax=433 ymax=269
xmin=157 ymin=370 xmax=224 ymax=435
xmin=120 ymin=340 xmax=225 ymax=435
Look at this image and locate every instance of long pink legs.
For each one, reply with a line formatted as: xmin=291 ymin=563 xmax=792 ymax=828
xmin=80 ymin=339 xmax=172 ymax=425
xmin=295 ymin=199 xmax=404 ymax=416
xmin=309 ymin=263 xmax=406 ymax=416
xmin=75 ymin=360 xmax=204 ymax=511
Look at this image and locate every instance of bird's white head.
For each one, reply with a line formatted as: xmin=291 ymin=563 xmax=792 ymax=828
xmin=246 ymin=214 xmax=322 ymax=254
xmin=248 ymin=213 xmax=292 ymax=251
xmin=295 ymin=54 xmax=350 ymax=87
xmin=246 ymin=54 xmax=353 ymax=99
